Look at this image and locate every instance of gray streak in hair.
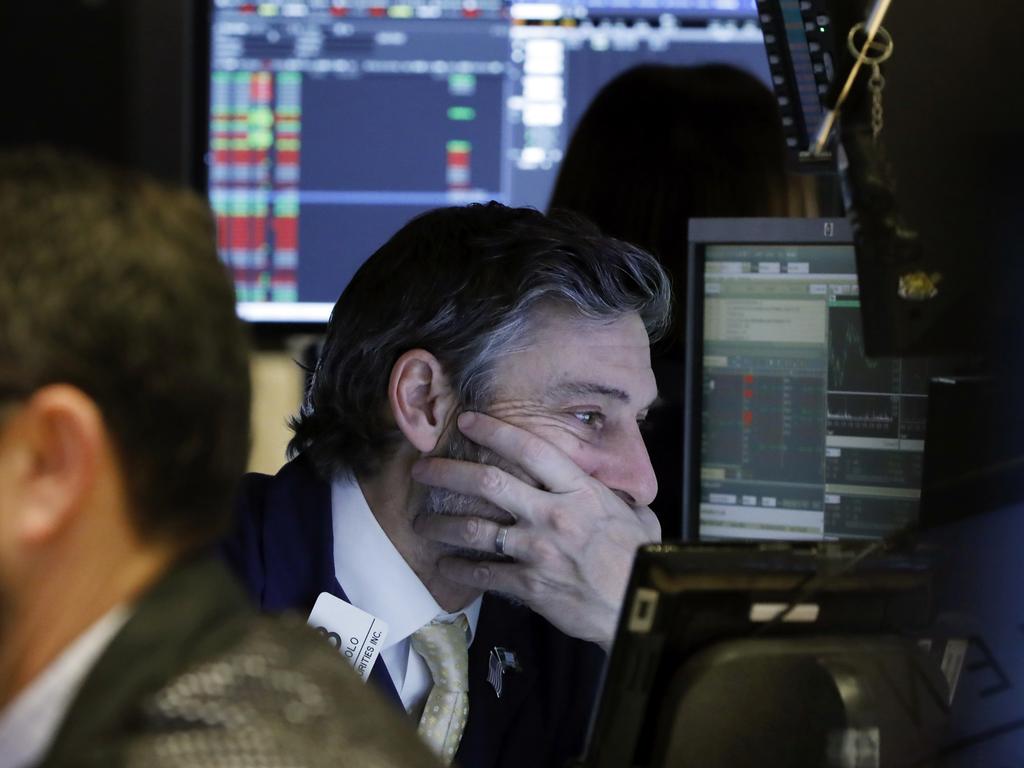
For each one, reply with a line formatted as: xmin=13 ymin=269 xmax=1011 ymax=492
xmin=288 ymin=202 xmax=671 ymax=481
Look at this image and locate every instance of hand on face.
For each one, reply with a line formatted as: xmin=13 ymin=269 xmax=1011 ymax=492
xmin=411 ymin=411 xmax=661 ymax=648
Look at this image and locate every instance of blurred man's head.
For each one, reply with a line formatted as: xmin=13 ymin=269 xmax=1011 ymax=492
xmin=0 ymin=148 xmax=250 ymax=702
xmin=289 ymin=203 xmax=670 ymax=578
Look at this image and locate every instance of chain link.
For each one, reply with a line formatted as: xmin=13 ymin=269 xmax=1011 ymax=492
xmin=846 ymin=22 xmax=894 ymax=144
xmin=869 ymin=65 xmax=886 ymax=141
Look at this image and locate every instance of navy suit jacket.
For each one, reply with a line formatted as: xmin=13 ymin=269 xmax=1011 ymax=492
xmin=221 ymin=455 xmax=606 ymax=768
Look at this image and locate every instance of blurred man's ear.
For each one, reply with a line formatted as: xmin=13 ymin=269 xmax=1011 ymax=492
xmin=388 ymin=350 xmax=456 ymax=454
xmin=4 ymin=385 xmax=104 ymax=545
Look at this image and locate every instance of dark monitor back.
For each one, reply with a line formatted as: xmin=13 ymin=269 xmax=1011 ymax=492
xmin=579 ymin=543 xmax=944 ymax=768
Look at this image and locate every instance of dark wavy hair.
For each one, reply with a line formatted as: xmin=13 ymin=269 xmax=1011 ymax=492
xmin=288 ymin=202 xmax=671 ymax=480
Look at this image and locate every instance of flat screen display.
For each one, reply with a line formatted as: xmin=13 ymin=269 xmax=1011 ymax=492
xmin=204 ymin=0 xmax=769 ymax=321
xmin=685 ymin=219 xmax=931 ymax=541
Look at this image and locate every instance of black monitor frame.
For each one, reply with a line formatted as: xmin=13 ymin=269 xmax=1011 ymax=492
xmin=682 ymin=217 xmax=853 ymax=541
xmin=578 ymin=542 xmax=945 ymax=768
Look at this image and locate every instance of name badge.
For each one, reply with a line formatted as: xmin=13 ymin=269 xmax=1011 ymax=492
xmin=308 ymin=592 xmax=389 ymax=682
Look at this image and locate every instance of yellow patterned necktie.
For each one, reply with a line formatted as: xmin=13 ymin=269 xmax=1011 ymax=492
xmin=411 ymin=614 xmax=470 ymax=765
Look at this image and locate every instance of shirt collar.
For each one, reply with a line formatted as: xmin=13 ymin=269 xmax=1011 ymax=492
xmin=0 ymin=605 xmax=131 ymax=768
xmin=331 ymin=476 xmax=481 ymax=650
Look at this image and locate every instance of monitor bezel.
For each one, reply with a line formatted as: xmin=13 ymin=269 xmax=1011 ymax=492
xmin=580 ymin=541 xmax=940 ymax=768
xmin=682 ymin=217 xmax=853 ymax=542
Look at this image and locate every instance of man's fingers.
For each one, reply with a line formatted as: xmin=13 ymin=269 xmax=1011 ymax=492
xmin=636 ymin=506 xmax=662 ymax=541
xmin=413 ymin=515 xmax=524 ymax=559
xmin=456 ymin=411 xmax=585 ymax=493
xmin=412 ymin=456 xmax=540 ymax=522
xmin=437 ymin=557 xmax=532 ymax=598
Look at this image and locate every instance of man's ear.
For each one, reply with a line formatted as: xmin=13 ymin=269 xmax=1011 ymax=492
xmin=388 ymin=349 xmax=456 ymax=453
xmin=8 ymin=385 xmax=105 ymax=545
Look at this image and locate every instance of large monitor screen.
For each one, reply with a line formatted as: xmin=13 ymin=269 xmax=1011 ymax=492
xmin=204 ymin=0 xmax=769 ymax=322
xmin=684 ymin=219 xmax=931 ymax=542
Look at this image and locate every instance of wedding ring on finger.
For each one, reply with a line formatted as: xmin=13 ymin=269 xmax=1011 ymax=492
xmin=495 ymin=526 xmax=510 ymax=556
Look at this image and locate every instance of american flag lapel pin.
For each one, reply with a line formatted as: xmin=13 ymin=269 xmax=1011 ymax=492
xmin=487 ymin=647 xmax=521 ymax=699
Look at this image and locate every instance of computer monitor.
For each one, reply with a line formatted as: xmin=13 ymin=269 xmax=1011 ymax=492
xmin=579 ymin=543 xmax=949 ymax=768
xmin=683 ymin=218 xmax=933 ymax=542
xmin=202 ymin=0 xmax=771 ymax=322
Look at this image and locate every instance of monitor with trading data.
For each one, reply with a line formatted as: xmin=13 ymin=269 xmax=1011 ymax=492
xmin=683 ymin=219 xmax=931 ymax=541
xmin=203 ymin=0 xmax=770 ymax=322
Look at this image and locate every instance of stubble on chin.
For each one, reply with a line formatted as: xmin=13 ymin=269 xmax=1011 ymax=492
xmin=418 ymin=425 xmax=522 ymax=562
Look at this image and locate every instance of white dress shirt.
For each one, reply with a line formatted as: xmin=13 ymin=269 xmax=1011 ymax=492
xmin=0 ymin=605 xmax=131 ymax=768
xmin=331 ymin=478 xmax=482 ymax=713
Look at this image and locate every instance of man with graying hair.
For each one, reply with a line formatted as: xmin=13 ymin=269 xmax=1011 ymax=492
xmin=0 ymin=148 xmax=442 ymax=768
xmin=223 ymin=202 xmax=672 ymax=768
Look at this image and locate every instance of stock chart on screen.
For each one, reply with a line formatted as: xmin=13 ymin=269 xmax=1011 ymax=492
xmin=205 ymin=0 xmax=768 ymax=321
xmin=693 ymin=236 xmax=932 ymax=541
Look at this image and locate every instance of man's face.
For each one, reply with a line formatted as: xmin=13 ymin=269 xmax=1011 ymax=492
xmin=420 ymin=307 xmax=659 ymax=540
